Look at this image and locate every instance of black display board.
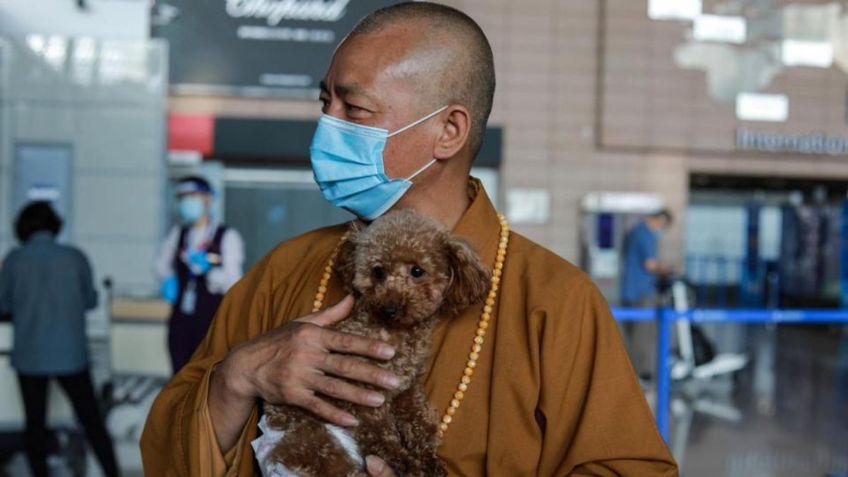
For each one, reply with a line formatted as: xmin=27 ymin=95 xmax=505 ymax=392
xmin=152 ymin=0 xmax=400 ymax=97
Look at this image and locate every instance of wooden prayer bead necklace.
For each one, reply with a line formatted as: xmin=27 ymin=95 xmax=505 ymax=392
xmin=311 ymin=214 xmax=510 ymax=438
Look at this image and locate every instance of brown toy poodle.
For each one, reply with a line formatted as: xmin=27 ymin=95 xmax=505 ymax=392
xmin=255 ymin=209 xmax=491 ymax=477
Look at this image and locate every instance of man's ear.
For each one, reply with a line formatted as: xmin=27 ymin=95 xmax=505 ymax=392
xmin=441 ymin=235 xmax=490 ymax=316
xmin=333 ymin=223 xmax=362 ymax=290
xmin=433 ymin=106 xmax=471 ymax=160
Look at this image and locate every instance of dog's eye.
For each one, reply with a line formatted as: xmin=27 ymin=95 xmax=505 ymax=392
xmin=372 ymin=266 xmax=385 ymax=280
xmin=410 ymin=266 xmax=425 ymax=278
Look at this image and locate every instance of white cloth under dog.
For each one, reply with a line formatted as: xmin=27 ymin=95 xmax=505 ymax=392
xmin=251 ymin=415 xmax=364 ymax=477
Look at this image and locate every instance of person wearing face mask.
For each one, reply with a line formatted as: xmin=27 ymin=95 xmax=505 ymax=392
xmin=142 ymin=3 xmax=677 ymax=476
xmin=152 ymin=176 xmax=245 ymax=374
xmin=620 ymin=208 xmax=674 ymax=379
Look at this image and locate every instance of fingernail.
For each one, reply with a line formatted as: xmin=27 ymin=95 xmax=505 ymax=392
xmin=378 ymin=344 xmax=395 ymax=359
xmin=368 ymin=393 xmax=385 ymax=406
xmin=384 ymin=374 xmax=400 ymax=389
xmin=366 ymin=456 xmax=384 ymax=473
xmin=342 ymin=414 xmax=359 ymax=427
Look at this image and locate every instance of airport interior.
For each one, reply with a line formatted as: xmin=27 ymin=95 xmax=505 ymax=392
xmin=3 ymin=0 xmax=848 ymax=476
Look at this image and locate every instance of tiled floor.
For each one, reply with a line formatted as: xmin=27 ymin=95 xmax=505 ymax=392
xmin=676 ymin=325 xmax=848 ymax=477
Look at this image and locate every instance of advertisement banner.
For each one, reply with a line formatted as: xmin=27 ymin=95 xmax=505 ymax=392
xmin=152 ymin=0 xmax=400 ymax=97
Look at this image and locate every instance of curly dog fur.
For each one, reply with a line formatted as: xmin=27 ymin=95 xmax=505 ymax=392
xmin=261 ymin=209 xmax=490 ymax=476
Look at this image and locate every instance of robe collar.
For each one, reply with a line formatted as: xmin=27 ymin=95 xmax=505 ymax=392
xmin=350 ymin=177 xmax=501 ymax=268
xmin=451 ymin=177 xmax=502 ymax=271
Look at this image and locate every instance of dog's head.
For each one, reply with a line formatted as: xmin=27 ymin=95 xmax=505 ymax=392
xmin=335 ymin=210 xmax=491 ymax=327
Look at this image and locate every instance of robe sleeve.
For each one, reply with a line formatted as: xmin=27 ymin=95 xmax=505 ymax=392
xmin=140 ymin=254 xmax=276 ymax=476
xmin=538 ymin=279 xmax=678 ymax=476
xmin=196 ymin=365 xmax=258 ymax=476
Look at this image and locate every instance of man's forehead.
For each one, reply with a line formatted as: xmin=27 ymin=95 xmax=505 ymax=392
xmin=324 ymin=29 xmax=429 ymax=98
xmin=323 ymin=46 xmax=381 ymax=99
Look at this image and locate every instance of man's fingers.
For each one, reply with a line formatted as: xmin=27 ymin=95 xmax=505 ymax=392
xmin=303 ymin=295 xmax=355 ymax=327
xmin=309 ymin=374 xmax=385 ymax=407
xmin=320 ymin=328 xmax=395 ymax=360
xmin=294 ymin=391 xmax=358 ymax=427
xmin=319 ymin=354 xmax=400 ymax=390
xmin=366 ymin=456 xmax=397 ymax=477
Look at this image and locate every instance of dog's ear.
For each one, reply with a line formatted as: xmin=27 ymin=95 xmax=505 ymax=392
xmin=441 ymin=235 xmax=491 ymax=316
xmin=333 ymin=223 xmax=362 ymax=290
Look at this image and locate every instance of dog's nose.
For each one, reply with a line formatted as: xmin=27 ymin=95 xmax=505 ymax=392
xmin=381 ymin=307 xmax=398 ymax=320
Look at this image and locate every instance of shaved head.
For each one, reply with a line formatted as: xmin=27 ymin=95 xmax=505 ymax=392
xmin=346 ymin=2 xmax=496 ymax=158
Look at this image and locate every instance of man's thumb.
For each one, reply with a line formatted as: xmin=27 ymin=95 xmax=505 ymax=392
xmin=306 ymin=295 xmax=354 ymax=327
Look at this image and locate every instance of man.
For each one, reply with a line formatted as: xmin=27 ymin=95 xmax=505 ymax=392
xmin=141 ymin=3 xmax=677 ymax=476
xmin=621 ymin=209 xmax=674 ymax=308
xmin=0 ymin=202 xmax=120 ymax=477
xmin=620 ymin=209 xmax=674 ymax=378
xmin=153 ymin=176 xmax=245 ymax=373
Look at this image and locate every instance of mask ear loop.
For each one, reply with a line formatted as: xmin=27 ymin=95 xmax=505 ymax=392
xmin=387 ymin=105 xmax=449 ymax=137
xmin=386 ymin=105 xmax=447 ymax=182
xmin=406 ymin=159 xmax=437 ymax=181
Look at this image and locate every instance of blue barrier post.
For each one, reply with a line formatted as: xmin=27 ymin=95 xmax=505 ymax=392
xmin=655 ymin=306 xmax=672 ymax=442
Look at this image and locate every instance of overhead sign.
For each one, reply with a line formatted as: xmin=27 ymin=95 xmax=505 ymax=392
xmin=736 ymin=128 xmax=848 ymax=156
xmin=152 ymin=0 xmax=400 ymax=97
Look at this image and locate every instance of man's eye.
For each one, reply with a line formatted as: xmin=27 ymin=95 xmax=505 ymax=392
xmin=346 ymin=103 xmax=365 ymax=114
xmin=410 ymin=266 xmax=425 ymax=278
xmin=318 ymin=97 xmax=330 ymax=112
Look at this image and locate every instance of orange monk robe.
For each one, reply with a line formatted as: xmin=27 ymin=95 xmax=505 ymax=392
xmin=141 ymin=180 xmax=678 ymax=476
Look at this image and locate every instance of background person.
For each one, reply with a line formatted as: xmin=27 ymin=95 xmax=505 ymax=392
xmin=620 ymin=208 xmax=674 ymax=378
xmin=0 ymin=201 xmax=119 ymax=477
xmin=621 ymin=209 xmax=674 ymax=307
xmin=153 ymin=176 xmax=245 ymax=373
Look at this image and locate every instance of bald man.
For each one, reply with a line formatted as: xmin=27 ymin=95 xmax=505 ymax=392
xmin=140 ymin=3 xmax=678 ymax=476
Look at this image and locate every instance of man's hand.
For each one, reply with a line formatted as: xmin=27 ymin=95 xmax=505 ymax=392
xmin=208 ymin=295 xmax=401 ymax=452
xmin=366 ymin=456 xmax=397 ymax=477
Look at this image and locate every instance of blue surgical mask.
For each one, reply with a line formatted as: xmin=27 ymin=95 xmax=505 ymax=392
xmin=309 ymin=106 xmax=448 ymax=220
xmin=178 ymin=196 xmax=206 ymax=223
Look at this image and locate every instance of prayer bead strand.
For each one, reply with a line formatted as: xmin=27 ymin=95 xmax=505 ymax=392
xmin=437 ymin=214 xmax=509 ymax=438
xmin=312 ymin=233 xmax=349 ymax=313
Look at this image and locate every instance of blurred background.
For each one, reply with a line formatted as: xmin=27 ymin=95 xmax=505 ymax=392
xmin=2 ymin=0 xmax=848 ymax=475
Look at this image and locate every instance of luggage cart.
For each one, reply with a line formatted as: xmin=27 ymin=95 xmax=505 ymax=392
xmin=663 ymin=277 xmax=749 ymax=382
xmin=659 ymin=276 xmax=748 ymax=468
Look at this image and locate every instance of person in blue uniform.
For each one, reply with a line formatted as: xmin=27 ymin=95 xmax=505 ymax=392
xmin=621 ymin=208 xmax=674 ymax=378
xmin=0 ymin=201 xmax=119 ymax=477
xmin=153 ymin=176 xmax=244 ymax=373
